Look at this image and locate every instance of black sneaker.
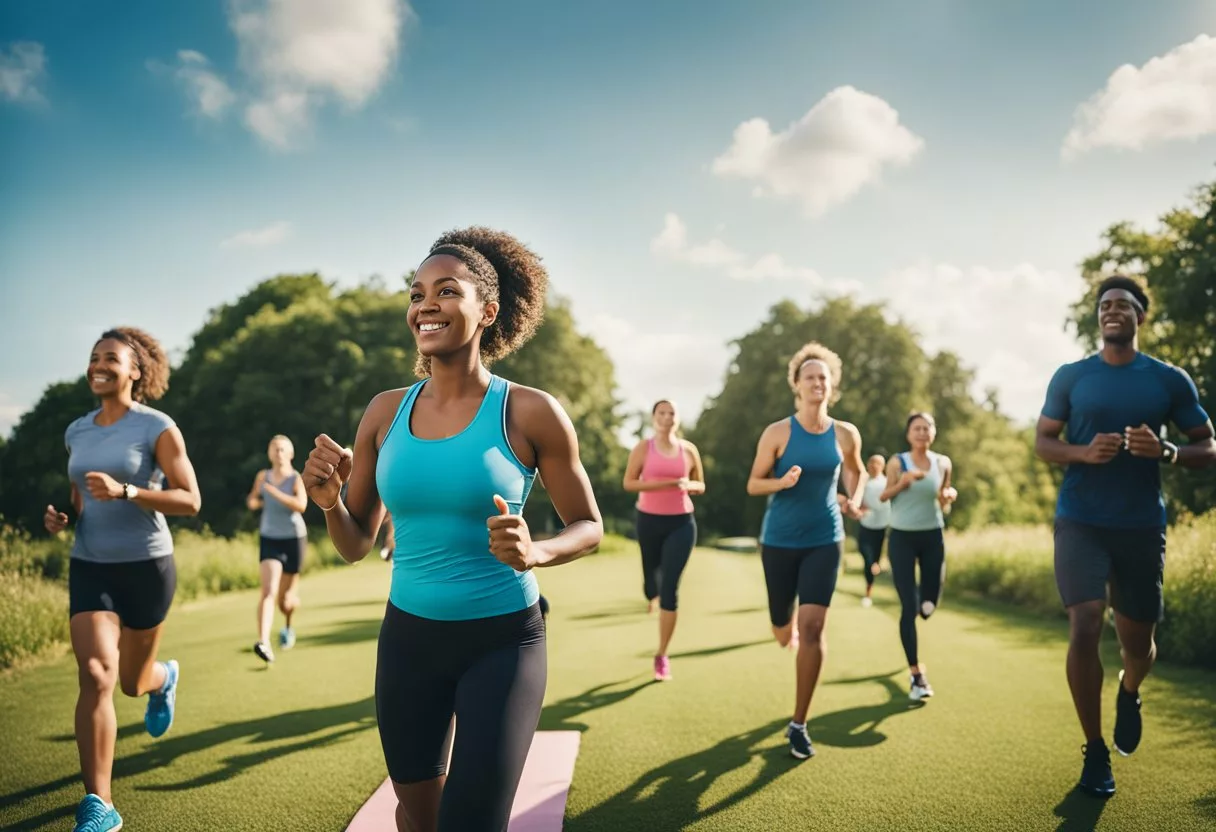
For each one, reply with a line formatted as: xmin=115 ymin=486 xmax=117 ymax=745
xmin=253 ymin=641 xmax=275 ymax=664
xmin=1078 ymin=742 xmax=1115 ymax=798
xmin=785 ymin=722 xmax=815 ymax=760
xmin=1113 ymin=670 xmax=1142 ymax=756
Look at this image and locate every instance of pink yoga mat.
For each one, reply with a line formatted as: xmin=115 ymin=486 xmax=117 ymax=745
xmin=346 ymin=731 xmax=581 ymax=831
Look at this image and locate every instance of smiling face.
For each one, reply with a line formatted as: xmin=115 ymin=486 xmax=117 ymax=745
xmin=1098 ymin=288 xmax=1142 ymax=346
xmin=407 ymin=254 xmax=499 ymax=360
xmin=907 ymin=416 xmax=936 ymax=450
xmin=796 ymin=359 xmax=832 ymax=406
xmin=87 ymin=338 xmax=139 ymax=400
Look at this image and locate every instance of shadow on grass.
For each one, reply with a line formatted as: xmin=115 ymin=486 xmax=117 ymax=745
xmin=1196 ymin=792 xmax=1216 ymax=821
xmin=312 ymin=599 xmax=387 ymax=611
xmin=718 ymin=606 xmax=765 ymax=615
xmin=301 ymin=617 xmax=383 ymax=647
xmin=568 ymin=604 xmax=649 ymax=623
xmin=810 ymin=673 xmax=924 ymax=748
xmin=1 ymin=696 xmax=376 ymax=819
xmin=539 ymin=678 xmax=654 ymax=732
xmin=644 ymin=639 xmax=771 ymax=661
xmin=566 ymin=716 xmax=797 ymax=832
xmin=1052 ymin=787 xmax=1108 ymax=831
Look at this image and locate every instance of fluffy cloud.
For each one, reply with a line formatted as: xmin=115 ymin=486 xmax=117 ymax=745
xmin=1063 ymin=34 xmax=1216 ymax=158
xmin=169 ymin=50 xmax=235 ymax=118
xmin=712 ymin=85 xmax=924 ymax=218
xmin=650 ymin=213 xmax=743 ymax=267
xmin=872 ymin=262 xmax=1086 ymax=421
xmin=220 ymin=220 xmax=293 ymax=249
xmin=0 ymin=41 xmax=47 ymax=104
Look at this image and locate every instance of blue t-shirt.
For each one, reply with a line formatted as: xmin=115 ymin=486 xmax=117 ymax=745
xmin=1041 ymin=353 xmax=1209 ymax=529
xmin=65 ymin=403 xmax=177 ymax=562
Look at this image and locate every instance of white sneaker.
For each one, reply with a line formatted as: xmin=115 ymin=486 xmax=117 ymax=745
xmin=909 ymin=673 xmax=934 ymax=700
xmin=379 ymin=546 xmax=392 ymax=561
xmin=861 ymin=596 xmax=873 ymax=608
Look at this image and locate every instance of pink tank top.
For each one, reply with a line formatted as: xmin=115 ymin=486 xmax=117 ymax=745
xmin=636 ymin=439 xmax=694 ymax=515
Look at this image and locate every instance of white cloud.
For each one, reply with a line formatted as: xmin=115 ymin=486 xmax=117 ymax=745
xmin=1063 ymin=34 xmax=1216 ymax=158
xmin=650 ymin=213 xmax=743 ymax=267
xmin=230 ymin=0 xmax=409 ymax=148
xmin=0 ymin=41 xmax=47 ymax=104
xmin=870 ymin=262 xmax=1086 ymax=421
xmin=169 ymin=50 xmax=235 ymax=118
xmin=711 ymin=85 xmax=924 ymax=218
xmin=220 ymin=220 xmax=293 ymax=249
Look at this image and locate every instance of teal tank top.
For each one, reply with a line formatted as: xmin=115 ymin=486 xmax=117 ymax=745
xmin=375 ymin=375 xmax=539 ymax=620
xmin=759 ymin=417 xmax=844 ymax=548
xmin=890 ymin=451 xmax=945 ymax=532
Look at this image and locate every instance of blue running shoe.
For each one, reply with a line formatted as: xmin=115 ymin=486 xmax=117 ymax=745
xmin=73 ymin=794 xmax=122 ymax=831
xmin=785 ymin=721 xmax=815 ymax=759
xmin=279 ymin=627 xmax=296 ymax=650
xmin=1078 ymin=742 xmax=1115 ymax=798
xmin=145 ymin=659 xmax=178 ymax=738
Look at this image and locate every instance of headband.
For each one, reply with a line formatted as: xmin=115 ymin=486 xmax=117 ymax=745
xmin=429 ymin=243 xmax=498 ymax=292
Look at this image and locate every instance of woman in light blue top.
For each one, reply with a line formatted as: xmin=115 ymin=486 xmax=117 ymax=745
xmin=246 ymin=434 xmax=309 ymax=664
xmin=302 ymin=227 xmax=604 ymax=832
xmin=880 ymin=411 xmax=958 ymax=702
xmin=856 ymin=453 xmax=891 ymax=607
xmin=45 ymin=327 xmax=202 ymax=832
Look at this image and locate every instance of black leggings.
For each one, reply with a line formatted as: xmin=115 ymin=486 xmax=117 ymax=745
xmin=637 ymin=511 xmax=696 ymax=612
xmin=856 ymin=526 xmax=887 ymax=587
xmin=376 ymin=601 xmax=547 ymax=831
xmin=888 ymin=528 xmax=946 ymax=667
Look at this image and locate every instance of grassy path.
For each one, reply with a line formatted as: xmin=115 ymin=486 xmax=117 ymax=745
xmin=2 ymin=546 xmax=1214 ymax=831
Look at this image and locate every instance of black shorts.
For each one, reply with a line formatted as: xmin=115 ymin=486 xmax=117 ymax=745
xmin=760 ymin=541 xmax=843 ymax=625
xmin=69 ymin=556 xmax=177 ymax=630
xmin=1053 ymin=517 xmax=1166 ymax=623
xmin=259 ymin=535 xmax=305 ymax=574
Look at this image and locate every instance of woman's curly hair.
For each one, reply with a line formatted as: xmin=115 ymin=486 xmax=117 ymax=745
xmin=414 ymin=226 xmax=549 ymax=377
xmin=786 ymin=341 xmax=843 ymax=405
xmin=96 ymin=327 xmax=170 ymax=403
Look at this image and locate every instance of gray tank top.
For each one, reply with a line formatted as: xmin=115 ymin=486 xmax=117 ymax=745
xmin=260 ymin=470 xmax=306 ymax=539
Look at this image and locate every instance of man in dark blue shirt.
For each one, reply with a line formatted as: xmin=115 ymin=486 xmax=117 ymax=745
xmin=1036 ymin=275 xmax=1215 ymax=798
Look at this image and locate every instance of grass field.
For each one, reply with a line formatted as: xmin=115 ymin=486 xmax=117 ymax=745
xmin=2 ymin=545 xmax=1214 ymax=831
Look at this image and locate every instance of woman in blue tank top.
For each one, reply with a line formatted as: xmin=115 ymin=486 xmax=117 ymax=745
xmin=746 ymin=342 xmax=868 ymax=761
xmin=879 ymin=411 xmax=958 ymax=702
xmin=245 ymin=434 xmax=309 ymax=664
xmin=302 ymin=227 xmax=604 ymax=832
xmin=44 ymin=327 xmax=202 ymax=832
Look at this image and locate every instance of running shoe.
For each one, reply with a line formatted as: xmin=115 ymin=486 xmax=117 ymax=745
xmin=910 ymin=672 xmax=934 ymax=701
xmin=786 ymin=722 xmax=815 ymax=759
xmin=1113 ymin=669 xmax=1142 ymax=756
xmin=279 ymin=627 xmax=296 ymax=650
xmin=654 ymin=655 xmax=672 ymax=681
xmin=1078 ymin=741 xmax=1115 ymax=797
xmin=861 ymin=596 xmax=873 ymax=608
xmin=73 ymin=794 xmax=122 ymax=832
xmin=144 ymin=659 xmax=178 ymax=738
xmin=254 ymin=641 xmax=275 ymax=664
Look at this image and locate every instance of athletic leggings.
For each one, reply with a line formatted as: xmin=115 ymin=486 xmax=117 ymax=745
xmin=637 ymin=510 xmax=696 ymax=612
xmin=888 ymin=528 xmax=945 ymax=667
xmin=856 ymin=526 xmax=887 ymax=588
xmin=376 ymin=601 xmax=547 ymax=832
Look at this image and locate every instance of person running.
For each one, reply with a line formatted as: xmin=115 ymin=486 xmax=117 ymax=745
xmin=856 ymin=454 xmax=891 ymax=607
xmin=302 ymin=226 xmax=603 ymax=832
xmin=44 ymin=327 xmax=202 ymax=832
xmin=1035 ymin=275 xmax=1214 ymax=798
xmin=622 ymin=399 xmax=707 ymax=681
xmin=245 ymin=434 xmax=309 ymax=664
xmin=880 ymin=414 xmax=957 ymax=701
xmin=746 ymin=342 xmax=866 ymax=760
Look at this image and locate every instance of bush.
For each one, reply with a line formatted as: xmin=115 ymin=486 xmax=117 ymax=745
xmin=0 ymin=571 xmax=69 ymax=670
xmin=946 ymin=514 xmax=1216 ymax=668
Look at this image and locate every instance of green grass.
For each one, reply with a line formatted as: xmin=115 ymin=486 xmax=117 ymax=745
xmin=2 ymin=545 xmax=1215 ymax=831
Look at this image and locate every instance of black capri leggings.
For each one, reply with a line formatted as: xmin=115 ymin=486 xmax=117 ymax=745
xmin=888 ymin=528 xmax=946 ymax=667
xmin=637 ymin=511 xmax=696 ymax=612
xmin=376 ymin=601 xmax=547 ymax=832
xmin=856 ymin=526 xmax=887 ymax=587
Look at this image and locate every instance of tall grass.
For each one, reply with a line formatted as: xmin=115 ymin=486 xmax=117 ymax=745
xmin=946 ymin=512 xmax=1216 ymax=668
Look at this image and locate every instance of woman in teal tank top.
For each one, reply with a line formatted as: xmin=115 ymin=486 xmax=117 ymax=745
xmin=880 ymin=411 xmax=958 ymax=702
xmin=302 ymin=227 xmax=604 ymax=832
xmin=746 ymin=342 xmax=868 ymax=761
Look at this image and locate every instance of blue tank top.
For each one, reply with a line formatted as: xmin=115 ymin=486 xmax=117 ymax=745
xmin=375 ymin=375 xmax=540 ymax=620
xmin=760 ymin=417 xmax=844 ymax=548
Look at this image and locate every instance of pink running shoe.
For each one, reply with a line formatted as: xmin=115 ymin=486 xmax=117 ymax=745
xmin=654 ymin=655 xmax=672 ymax=681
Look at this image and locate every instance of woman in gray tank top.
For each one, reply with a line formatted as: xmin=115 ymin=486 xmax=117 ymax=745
xmin=246 ymin=434 xmax=309 ymax=664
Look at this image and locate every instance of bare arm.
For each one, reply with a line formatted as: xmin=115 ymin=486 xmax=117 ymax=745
xmin=621 ymin=441 xmax=679 ymax=493
xmin=682 ymin=441 xmax=707 ymax=496
xmin=1178 ymin=422 xmax=1216 ymax=469
xmin=128 ymin=427 xmax=202 ymax=515
xmin=747 ymin=424 xmax=797 ymax=496
xmin=263 ymin=475 xmax=309 ymax=513
xmin=1035 ymin=415 xmax=1121 ymax=466
xmin=837 ymin=421 xmax=867 ymax=514
xmin=246 ymin=470 xmax=265 ymax=511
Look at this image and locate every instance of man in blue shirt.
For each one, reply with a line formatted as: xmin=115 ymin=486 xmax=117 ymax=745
xmin=1036 ymin=275 xmax=1215 ymax=798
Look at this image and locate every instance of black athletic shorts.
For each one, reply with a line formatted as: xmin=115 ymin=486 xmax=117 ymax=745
xmin=1053 ymin=517 xmax=1166 ymax=623
xmin=69 ymin=556 xmax=177 ymax=630
xmin=760 ymin=541 xmax=843 ymax=625
xmin=259 ymin=535 xmax=305 ymax=574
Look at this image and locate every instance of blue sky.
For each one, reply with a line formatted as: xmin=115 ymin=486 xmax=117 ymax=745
xmin=3 ymin=0 xmax=1216 ymax=437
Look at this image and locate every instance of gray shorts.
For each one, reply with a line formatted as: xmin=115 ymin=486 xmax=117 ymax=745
xmin=1053 ymin=517 xmax=1165 ymax=623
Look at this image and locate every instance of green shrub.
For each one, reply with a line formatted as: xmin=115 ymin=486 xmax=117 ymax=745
xmin=0 ymin=571 xmax=69 ymax=670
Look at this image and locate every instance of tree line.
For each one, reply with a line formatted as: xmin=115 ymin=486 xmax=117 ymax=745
xmin=3 ymin=179 xmax=1212 ymax=538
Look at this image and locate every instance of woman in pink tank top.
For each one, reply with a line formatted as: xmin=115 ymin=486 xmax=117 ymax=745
xmin=622 ymin=400 xmax=706 ymax=680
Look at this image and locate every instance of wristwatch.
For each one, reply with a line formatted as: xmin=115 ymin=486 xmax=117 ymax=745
xmin=1160 ymin=441 xmax=1179 ymax=465
xmin=121 ymin=483 xmax=138 ymax=500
